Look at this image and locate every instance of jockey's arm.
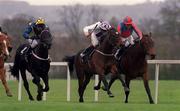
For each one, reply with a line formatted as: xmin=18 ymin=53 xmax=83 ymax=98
xmin=23 ymin=24 xmax=33 ymax=39
xmin=83 ymin=22 xmax=101 ymax=37
xmin=132 ymin=23 xmax=143 ymax=40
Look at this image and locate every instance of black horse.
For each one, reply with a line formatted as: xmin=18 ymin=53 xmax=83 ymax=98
xmin=10 ymin=29 xmax=52 ymax=101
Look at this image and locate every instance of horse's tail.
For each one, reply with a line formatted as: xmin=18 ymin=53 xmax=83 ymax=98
xmin=62 ymin=55 xmax=75 ymax=73
xmin=9 ymin=53 xmax=20 ymax=80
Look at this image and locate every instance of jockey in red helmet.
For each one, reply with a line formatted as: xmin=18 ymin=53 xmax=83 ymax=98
xmin=115 ymin=16 xmax=143 ymax=60
xmin=117 ymin=16 xmax=142 ymax=47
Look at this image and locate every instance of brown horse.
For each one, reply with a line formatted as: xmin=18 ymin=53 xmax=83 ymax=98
xmin=0 ymin=32 xmax=13 ymax=97
xmin=63 ymin=28 xmax=129 ymax=102
xmin=95 ymin=33 xmax=156 ymax=104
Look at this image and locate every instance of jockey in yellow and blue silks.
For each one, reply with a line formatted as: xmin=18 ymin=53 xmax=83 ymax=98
xmin=21 ymin=17 xmax=49 ymax=59
xmin=23 ymin=17 xmax=49 ymax=48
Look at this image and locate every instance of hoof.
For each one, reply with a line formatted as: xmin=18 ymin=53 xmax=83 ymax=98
xmin=37 ymin=94 xmax=42 ymax=101
xmin=108 ymin=93 xmax=114 ymax=98
xmin=150 ymin=101 xmax=154 ymax=104
xmin=6 ymin=91 xmax=13 ymax=97
xmin=79 ymin=98 xmax=84 ymax=103
xmin=29 ymin=97 xmax=34 ymax=101
xmin=43 ymin=87 xmax=49 ymax=92
xmin=94 ymin=86 xmax=100 ymax=90
xmin=125 ymin=101 xmax=128 ymax=103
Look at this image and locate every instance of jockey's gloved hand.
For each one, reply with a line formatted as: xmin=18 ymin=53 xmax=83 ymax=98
xmin=135 ymin=38 xmax=141 ymax=43
xmin=28 ymin=39 xmax=33 ymax=43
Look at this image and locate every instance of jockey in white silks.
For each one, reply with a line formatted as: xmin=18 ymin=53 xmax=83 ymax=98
xmin=80 ymin=21 xmax=112 ymax=62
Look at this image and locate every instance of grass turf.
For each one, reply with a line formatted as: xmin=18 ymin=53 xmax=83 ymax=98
xmin=0 ymin=79 xmax=180 ymax=111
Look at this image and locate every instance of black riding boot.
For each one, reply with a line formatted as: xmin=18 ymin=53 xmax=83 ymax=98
xmin=21 ymin=46 xmax=31 ymax=62
xmin=115 ymin=46 xmax=126 ymax=60
xmin=80 ymin=45 xmax=94 ymax=63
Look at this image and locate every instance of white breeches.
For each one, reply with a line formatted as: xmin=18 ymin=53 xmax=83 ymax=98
xmin=121 ymin=35 xmax=135 ymax=47
xmin=91 ymin=32 xmax=99 ymax=47
xmin=28 ymin=39 xmax=38 ymax=48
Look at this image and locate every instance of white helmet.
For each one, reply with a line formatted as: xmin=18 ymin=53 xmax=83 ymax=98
xmin=99 ymin=21 xmax=112 ymax=30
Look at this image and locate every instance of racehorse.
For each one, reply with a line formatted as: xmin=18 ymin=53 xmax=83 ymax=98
xmin=95 ymin=33 xmax=156 ymax=104
xmin=63 ymin=28 xmax=129 ymax=102
xmin=10 ymin=29 xmax=52 ymax=101
xmin=0 ymin=32 xmax=13 ymax=97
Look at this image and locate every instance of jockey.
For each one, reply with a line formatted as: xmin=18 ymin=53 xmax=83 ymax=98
xmin=21 ymin=17 xmax=49 ymax=59
xmin=80 ymin=20 xmax=112 ymax=62
xmin=115 ymin=16 xmax=143 ymax=60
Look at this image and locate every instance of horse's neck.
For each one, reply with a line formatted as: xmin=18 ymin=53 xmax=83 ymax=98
xmin=97 ymin=39 xmax=114 ymax=54
xmin=34 ymin=45 xmax=48 ymax=58
xmin=126 ymin=43 xmax=146 ymax=62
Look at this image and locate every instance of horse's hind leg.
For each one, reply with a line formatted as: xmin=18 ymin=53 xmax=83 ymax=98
xmin=143 ymin=73 xmax=154 ymax=104
xmin=41 ymin=74 xmax=49 ymax=92
xmin=20 ymin=69 xmax=34 ymax=100
xmin=77 ymin=69 xmax=92 ymax=102
xmin=117 ymin=74 xmax=130 ymax=92
xmin=0 ymin=68 xmax=12 ymax=97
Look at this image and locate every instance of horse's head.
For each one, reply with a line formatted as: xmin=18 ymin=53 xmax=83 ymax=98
xmin=39 ymin=29 xmax=53 ymax=50
xmin=106 ymin=27 xmax=122 ymax=47
xmin=140 ymin=33 xmax=156 ymax=59
xmin=0 ymin=33 xmax=12 ymax=60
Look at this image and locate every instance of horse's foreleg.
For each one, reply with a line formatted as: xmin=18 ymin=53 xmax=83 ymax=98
xmin=108 ymin=74 xmax=118 ymax=90
xmin=20 ymin=70 xmax=34 ymax=100
xmin=124 ymin=78 xmax=130 ymax=103
xmin=143 ymin=73 xmax=154 ymax=104
xmin=0 ymin=68 xmax=12 ymax=97
xmin=99 ymin=74 xmax=114 ymax=97
xmin=32 ymin=74 xmax=43 ymax=101
xmin=118 ymin=74 xmax=130 ymax=92
xmin=41 ymin=74 xmax=49 ymax=92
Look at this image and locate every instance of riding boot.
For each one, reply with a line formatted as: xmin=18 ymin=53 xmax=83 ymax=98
xmin=24 ymin=46 xmax=32 ymax=62
xmin=80 ymin=45 xmax=94 ymax=63
xmin=115 ymin=46 xmax=125 ymax=60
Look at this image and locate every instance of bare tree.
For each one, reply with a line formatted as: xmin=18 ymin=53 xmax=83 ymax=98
xmin=58 ymin=4 xmax=84 ymax=41
xmin=87 ymin=5 xmax=106 ymax=24
xmin=1 ymin=14 xmax=33 ymax=61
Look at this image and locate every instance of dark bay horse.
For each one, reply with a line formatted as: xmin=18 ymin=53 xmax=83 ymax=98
xmin=10 ymin=30 xmax=52 ymax=101
xmin=95 ymin=33 xmax=156 ymax=104
xmin=0 ymin=32 xmax=13 ymax=97
xmin=64 ymin=28 xmax=129 ymax=102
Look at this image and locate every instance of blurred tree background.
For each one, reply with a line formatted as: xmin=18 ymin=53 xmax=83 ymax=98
xmin=1 ymin=0 xmax=180 ymax=79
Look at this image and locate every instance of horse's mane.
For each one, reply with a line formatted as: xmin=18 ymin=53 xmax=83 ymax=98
xmin=40 ymin=30 xmax=52 ymax=45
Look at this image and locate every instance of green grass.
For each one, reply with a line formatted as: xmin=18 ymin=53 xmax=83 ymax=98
xmin=0 ymin=79 xmax=180 ymax=111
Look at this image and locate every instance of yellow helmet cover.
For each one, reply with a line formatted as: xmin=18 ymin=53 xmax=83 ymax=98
xmin=36 ymin=18 xmax=45 ymax=25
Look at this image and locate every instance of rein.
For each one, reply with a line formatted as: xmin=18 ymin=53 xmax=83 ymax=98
xmin=95 ymin=50 xmax=114 ymax=57
xmin=32 ymin=51 xmax=49 ymax=61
